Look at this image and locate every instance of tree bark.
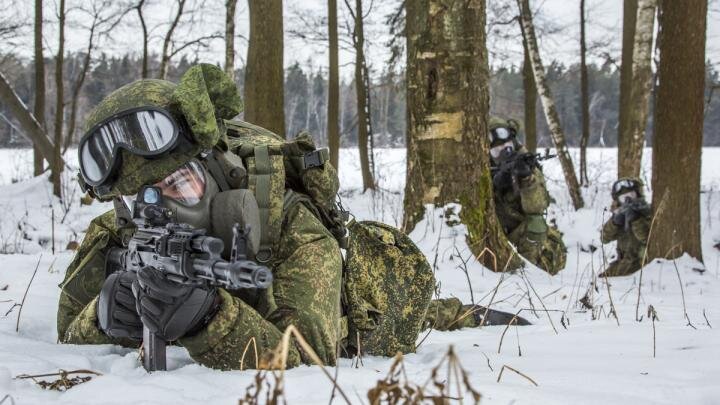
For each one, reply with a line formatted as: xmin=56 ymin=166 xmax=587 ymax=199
xmin=64 ymin=22 xmax=97 ymax=151
xmin=403 ymin=0 xmax=520 ymax=271
xmin=158 ymin=0 xmax=186 ymax=80
xmin=327 ymin=0 xmax=340 ymax=170
xmin=579 ymin=0 xmax=590 ymax=186
xmin=522 ymin=35 xmax=537 ymax=153
xmin=648 ymin=0 xmax=706 ymax=262
xmin=0 ymin=72 xmax=61 ymax=169
xmin=51 ymin=0 xmax=66 ymax=197
xmin=617 ymin=0 xmax=638 ymax=176
xmin=136 ymin=0 xmax=149 ymax=78
xmin=620 ymin=0 xmax=656 ymax=179
xmin=517 ymin=0 xmax=584 ymax=210
xmin=350 ymin=0 xmax=375 ymax=191
xmin=225 ymin=0 xmax=238 ymax=80
xmin=244 ymin=0 xmax=285 ymax=137
xmin=33 ymin=0 xmax=45 ymax=176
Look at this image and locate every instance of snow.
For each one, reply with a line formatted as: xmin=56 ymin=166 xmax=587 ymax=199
xmin=0 ymin=147 xmax=719 ymax=404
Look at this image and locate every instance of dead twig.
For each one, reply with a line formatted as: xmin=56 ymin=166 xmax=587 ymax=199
xmin=14 ymin=369 xmax=101 ymax=391
xmin=496 ymin=364 xmax=538 ymax=386
xmin=16 ymin=255 xmax=45 ymax=332
xmin=671 ymin=258 xmax=696 ymax=329
xmin=647 ymin=305 xmax=658 ymax=358
xmin=703 ymin=309 xmax=712 ymax=328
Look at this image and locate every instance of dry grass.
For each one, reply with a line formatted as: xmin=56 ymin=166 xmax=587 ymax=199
xmin=14 ymin=369 xmax=101 ymax=391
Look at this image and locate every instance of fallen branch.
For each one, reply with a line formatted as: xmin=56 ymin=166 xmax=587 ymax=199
xmin=15 ymin=369 xmax=101 ymax=391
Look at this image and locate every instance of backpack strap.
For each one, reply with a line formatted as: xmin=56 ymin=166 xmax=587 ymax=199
xmin=247 ymin=145 xmax=285 ymax=263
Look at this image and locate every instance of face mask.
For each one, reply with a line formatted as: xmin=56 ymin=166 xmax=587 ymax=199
xmin=490 ymin=140 xmax=515 ymax=159
xmin=617 ymin=191 xmax=638 ymax=204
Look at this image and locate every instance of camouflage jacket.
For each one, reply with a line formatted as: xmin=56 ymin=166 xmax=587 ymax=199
xmin=493 ymin=166 xmax=551 ymax=238
xmin=601 ymin=205 xmax=651 ymax=261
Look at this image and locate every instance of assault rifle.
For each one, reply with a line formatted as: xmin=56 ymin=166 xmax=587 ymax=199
xmin=615 ymin=197 xmax=651 ymax=231
xmin=106 ymin=186 xmax=272 ymax=372
xmin=491 ymin=149 xmax=557 ymax=193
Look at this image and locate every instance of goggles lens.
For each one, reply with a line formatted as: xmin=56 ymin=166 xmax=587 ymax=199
xmin=155 ymin=161 xmax=206 ymax=206
xmin=612 ymin=179 xmax=637 ymax=194
xmin=490 ymin=127 xmax=514 ymax=143
xmin=79 ymin=108 xmax=179 ymax=185
xmin=490 ymin=141 xmax=515 ymax=158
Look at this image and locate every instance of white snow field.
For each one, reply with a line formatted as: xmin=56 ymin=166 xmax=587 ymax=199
xmin=0 ymin=147 xmax=719 ymax=404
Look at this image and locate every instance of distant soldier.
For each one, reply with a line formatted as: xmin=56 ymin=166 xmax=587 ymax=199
xmin=600 ymin=178 xmax=651 ymax=277
xmin=489 ymin=117 xmax=566 ymax=275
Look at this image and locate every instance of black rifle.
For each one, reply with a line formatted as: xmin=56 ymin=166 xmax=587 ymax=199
xmin=106 ymin=186 xmax=272 ymax=372
xmin=616 ymin=198 xmax=651 ymax=231
xmin=491 ymin=150 xmax=557 ymax=193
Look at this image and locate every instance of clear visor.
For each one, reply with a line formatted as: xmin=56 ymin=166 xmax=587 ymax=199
xmin=121 ymin=161 xmax=206 ymax=210
xmin=79 ymin=108 xmax=179 ymax=185
xmin=490 ymin=140 xmax=515 ymax=158
xmin=617 ymin=191 xmax=638 ymax=204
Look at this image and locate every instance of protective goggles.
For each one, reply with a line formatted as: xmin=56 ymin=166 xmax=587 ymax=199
xmin=122 ymin=160 xmax=206 ymax=209
xmin=79 ymin=107 xmax=181 ymax=186
xmin=489 ymin=127 xmax=515 ymax=144
xmin=612 ymin=179 xmax=639 ymax=195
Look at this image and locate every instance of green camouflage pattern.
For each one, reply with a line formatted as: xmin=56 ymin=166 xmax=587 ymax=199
xmin=601 ymin=202 xmax=651 ymax=277
xmin=343 ymin=221 xmax=435 ymax=356
xmin=83 ymin=64 xmax=243 ymax=200
xmin=494 ymin=166 xmax=567 ymax=274
xmin=424 ymin=298 xmax=479 ymax=331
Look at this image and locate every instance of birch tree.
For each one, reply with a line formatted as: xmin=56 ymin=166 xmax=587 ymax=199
xmin=579 ymin=0 xmax=590 ymax=186
xmin=33 ymin=0 xmax=45 ymax=175
xmin=51 ymin=0 xmax=66 ymax=197
xmin=619 ymin=0 xmax=656 ymax=179
xmin=517 ymin=0 xmax=584 ymax=209
xmin=403 ymin=0 xmax=520 ymax=271
xmin=327 ymin=0 xmax=340 ymax=170
xmin=225 ymin=0 xmax=238 ymax=80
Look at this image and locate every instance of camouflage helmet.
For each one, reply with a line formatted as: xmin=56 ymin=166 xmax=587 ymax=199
xmin=80 ymin=64 xmax=243 ymax=200
xmin=611 ymin=177 xmax=645 ymax=201
xmin=488 ymin=116 xmax=521 ymax=147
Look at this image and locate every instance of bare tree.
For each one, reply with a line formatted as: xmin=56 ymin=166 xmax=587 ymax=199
xmin=517 ymin=0 xmax=584 ymax=210
xmin=158 ymin=0 xmax=187 ymax=80
xmin=51 ymin=0 xmax=66 ymax=197
xmin=648 ymin=0 xmax=706 ymax=262
xmin=134 ymin=0 xmax=150 ymax=78
xmin=579 ymin=0 xmax=590 ymax=186
xmin=345 ymin=0 xmax=375 ymax=191
xmin=403 ymin=0 xmax=520 ymax=270
xmin=327 ymin=0 xmax=340 ymax=170
xmin=617 ymin=0 xmax=637 ymax=177
xmin=619 ymin=0 xmax=656 ymax=179
xmin=225 ymin=0 xmax=238 ymax=79
xmin=245 ymin=0 xmax=285 ymax=137
xmin=33 ymin=0 xmax=46 ymax=176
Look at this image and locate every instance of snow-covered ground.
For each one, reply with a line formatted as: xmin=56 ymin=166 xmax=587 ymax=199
xmin=0 ymin=147 xmax=718 ymax=404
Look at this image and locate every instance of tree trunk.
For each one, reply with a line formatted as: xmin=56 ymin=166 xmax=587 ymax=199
xmin=0 ymin=73 xmax=61 ymax=169
xmin=618 ymin=0 xmax=638 ymax=176
xmin=351 ymin=0 xmax=375 ymax=191
xmin=403 ymin=0 xmax=520 ymax=271
xmin=244 ymin=0 xmax=285 ymax=137
xmin=648 ymin=0 xmax=706 ymax=262
xmin=51 ymin=0 xmax=65 ymax=197
xmin=158 ymin=0 xmax=186 ymax=80
xmin=522 ymin=36 xmax=537 ymax=153
xmin=327 ymin=0 xmax=340 ymax=170
xmin=517 ymin=0 xmax=584 ymax=210
xmin=136 ymin=0 xmax=149 ymax=78
xmin=33 ymin=0 xmax=45 ymax=176
xmin=64 ymin=24 xmax=96 ymax=152
xmin=225 ymin=0 xmax=238 ymax=80
xmin=620 ymin=0 xmax=656 ymax=179
xmin=579 ymin=0 xmax=590 ymax=186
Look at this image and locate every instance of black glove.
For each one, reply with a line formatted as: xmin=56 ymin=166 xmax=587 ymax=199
xmin=97 ymin=272 xmax=143 ymax=340
xmin=514 ymin=158 xmax=533 ymax=179
xmin=132 ymin=268 xmax=220 ymax=341
xmin=611 ymin=210 xmax=626 ymax=227
xmin=492 ymin=167 xmax=513 ymax=190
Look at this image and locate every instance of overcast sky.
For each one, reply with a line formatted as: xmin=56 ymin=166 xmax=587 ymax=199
xmin=5 ymin=0 xmax=720 ymax=79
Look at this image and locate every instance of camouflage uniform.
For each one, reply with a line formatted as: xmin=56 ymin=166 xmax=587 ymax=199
xmin=600 ymin=178 xmax=651 ymax=277
xmin=489 ymin=118 xmax=567 ymax=275
xmin=58 ymin=64 xmax=494 ymax=371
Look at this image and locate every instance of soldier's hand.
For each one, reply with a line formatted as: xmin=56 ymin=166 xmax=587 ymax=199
xmin=132 ymin=267 xmax=220 ymax=341
xmin=514 ymin=158 xmax=533 ymax=179
xmin=97 ymin=272 xmax=143 ymax=340
xmin=493 ymin=167 xmax=513 ymax=190
xmin=611 ymin=211 xmax=626 ymax=227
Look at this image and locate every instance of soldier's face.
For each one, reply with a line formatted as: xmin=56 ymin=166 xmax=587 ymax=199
xmin=155 ymin=162 xmax=206 ymax=206
xmin=617 ymin=191 xmax=637 ymax=204
xmin=490 ymin=141 xmax=515 ymax=159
